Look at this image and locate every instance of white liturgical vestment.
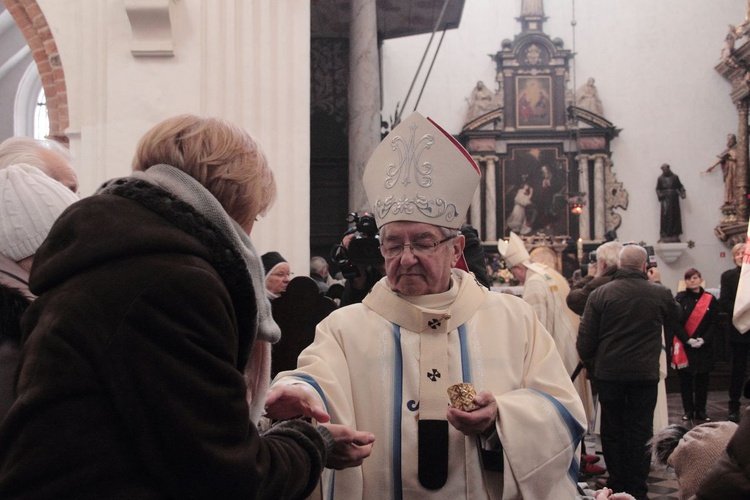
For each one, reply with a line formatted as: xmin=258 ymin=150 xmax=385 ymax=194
xmin=272 ymin=269 xmax=586 ymax=499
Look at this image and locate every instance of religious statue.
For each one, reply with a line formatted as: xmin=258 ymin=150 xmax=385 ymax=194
xmin=656 ymin=163 xmax=686 ymax=243
xmin=722 ymin=25 xmax=739 ymax=59
xmin=575 ymin=77 xmax=604 ymax=116
xmin=703 ymin=133 xmax=738 ymax=207
xmin=465 ymin=80 xmax=498 ymax=122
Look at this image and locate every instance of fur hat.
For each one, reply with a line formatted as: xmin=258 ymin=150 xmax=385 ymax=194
xmin=261 ymin=251 xmax=287 ymax=276
xmin=362 ymin=112 xmax=480 ymax=230
xmin=651 ymin=422 xmax=738 ymax=500
xmin=497 ymin=231 xmax=531 ymax=268
xmin=0 ymin=163 xmax=78 ymax=261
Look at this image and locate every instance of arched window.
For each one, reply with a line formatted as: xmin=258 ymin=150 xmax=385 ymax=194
xmin=14 ymin=60 xmax=48 ymax=139
xmin=33 ymin=88 xmax=49 ymax=140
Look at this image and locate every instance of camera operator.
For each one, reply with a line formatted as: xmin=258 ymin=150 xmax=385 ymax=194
xmin=567 ymin=241 xmax=623 ymax=316
xmin=330 ymin=213 xmax=385 ymax=307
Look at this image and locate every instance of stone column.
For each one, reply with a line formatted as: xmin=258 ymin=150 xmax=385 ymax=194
xmin=348 ymin=0 xmax=381 ymax=212
xmin=593 ymin=154 xmax=606 ymax=240
xmin=470 ymin=182 xmax=482 ymax=238
xmin=576 ymin=154 xmax=590 ymax=240
xmin=738 ymin=100 xmax=749 ymax=220
xmin=484 ymin=156 xmax=499 ymax=241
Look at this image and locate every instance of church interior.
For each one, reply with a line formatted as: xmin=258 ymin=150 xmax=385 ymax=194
xmin=1 ymin=1 xmax=750 ymax=497
xmin=2 ymin=0 xmax=747 ymax=372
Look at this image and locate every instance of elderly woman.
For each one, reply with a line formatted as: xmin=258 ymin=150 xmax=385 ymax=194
xmin=0 ymin=115 xmax=373 ymax=498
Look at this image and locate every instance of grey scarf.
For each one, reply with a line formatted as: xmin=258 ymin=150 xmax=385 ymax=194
xmin=126 ymin=164 xmax=281 ymax=344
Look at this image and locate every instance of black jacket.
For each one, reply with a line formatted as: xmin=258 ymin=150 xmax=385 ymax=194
xmin=566 ymin=266 xmax=617 ymax=316
xmin=672 ymin=288 xmax=718 ymax=373
xmin=577 ymin=268 xmax=684 ymax=382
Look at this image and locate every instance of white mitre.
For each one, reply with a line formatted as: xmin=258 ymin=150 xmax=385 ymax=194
xmin=497 ymin=231 xmax=531 ymax=268
xmin=363 ymin=111 xmax=480 ymax=230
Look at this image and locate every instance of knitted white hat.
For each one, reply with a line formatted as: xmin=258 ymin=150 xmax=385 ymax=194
xmin=363 ymin=112 xmax=480 ymax=230
xmin=0 ymin=163 xmax=78 ymax=261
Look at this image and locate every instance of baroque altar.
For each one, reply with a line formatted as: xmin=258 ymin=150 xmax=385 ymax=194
xmin=458 ymin=1 xmax=627 ymax=276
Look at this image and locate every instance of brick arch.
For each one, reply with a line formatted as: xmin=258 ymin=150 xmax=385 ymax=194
xmin=3 ymin=0 xmax=68 ymax=144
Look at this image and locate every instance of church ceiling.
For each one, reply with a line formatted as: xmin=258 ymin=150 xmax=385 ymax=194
xmin=311 ymin=0 xmax=465 ymax=39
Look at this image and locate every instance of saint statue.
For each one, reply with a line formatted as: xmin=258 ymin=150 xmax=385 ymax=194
xmin=575 ymin=78 xmax=604 ymax=116
xmin=656 ymin=163 xmax=686 ymax=243
xmin=703 ymin=133 xmax=738 ymax=207
xmin=465 ymin=81 xmax=498 ymax=122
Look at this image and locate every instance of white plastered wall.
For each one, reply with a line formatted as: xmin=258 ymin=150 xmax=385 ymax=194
xmin=381 ymin=0 xmax=745 ymax=291
xmin=37 ymin=0 xmax=311 ymax=273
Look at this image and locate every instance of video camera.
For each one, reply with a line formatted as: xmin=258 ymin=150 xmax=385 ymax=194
xmin=330 ymin=212 xmax=384 ymax=279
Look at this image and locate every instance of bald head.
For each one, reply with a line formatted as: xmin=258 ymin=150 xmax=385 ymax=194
xmin=619 ymin=245 xmax=648 ymax=271
xmin=0 ymin=137 xmax=78 ymax=193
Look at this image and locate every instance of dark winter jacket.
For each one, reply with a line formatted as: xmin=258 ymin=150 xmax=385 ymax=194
xmin=577 ymin=267 xmax=684 ymax=382
xmin=566 ymin=265 xmax=617 ymax=316
xmin=672 ymin=288 xmax=718 ymax=373
xmin=0 ymin=255 xmax=33 ymax=422
xmin=0 ymin=181 xmax=328 ymax=499
xmin=720 ymin=266 xmax=750 ymax=342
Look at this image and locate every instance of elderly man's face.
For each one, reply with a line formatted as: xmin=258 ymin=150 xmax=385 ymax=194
xmin=380 ymin=222 xmax=463 ymax=296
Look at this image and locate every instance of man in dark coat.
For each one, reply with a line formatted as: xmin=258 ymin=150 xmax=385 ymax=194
xmin=656 ymin=163 xmax=686 ymax=243
xmin=577 ymin=244 xmax=684 ymax=500
xmin=721 ymin=242 xmax=750 ymax=423
xmin=566 ymin=241 xmax=622 ymax=316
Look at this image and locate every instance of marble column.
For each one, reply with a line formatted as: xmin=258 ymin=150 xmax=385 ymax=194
xmin=484 ymin=156 xmax=499 ymax=241
xmin=593 ymin=154 xmax=606 ymax=240
xmin=737 ymin=100 xmax=749 ymax=220
xmin=576 ymin=154 xmax=590 ymax=240
xmin=348 ymin=0 xmax=381 ymax=212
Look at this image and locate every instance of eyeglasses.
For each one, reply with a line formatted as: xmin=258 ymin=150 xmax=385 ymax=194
xmin=380 ymin=235 xmax=456 ymax=259
xmin=271 ymin=271 xmax=294 ymax=278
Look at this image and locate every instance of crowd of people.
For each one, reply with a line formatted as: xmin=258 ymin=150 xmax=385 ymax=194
xmin=0 ymin=112 xmax=748 ymax=499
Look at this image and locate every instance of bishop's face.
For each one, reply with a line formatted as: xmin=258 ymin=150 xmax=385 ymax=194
xmin=380 ymin=222 xmax=464 ymax=296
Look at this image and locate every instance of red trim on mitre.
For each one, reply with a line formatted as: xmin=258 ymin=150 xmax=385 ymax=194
xmin=455 ymin=253 xmax=470 ymax=273
xmin=426 ymin=117 xmax=481 ymax=176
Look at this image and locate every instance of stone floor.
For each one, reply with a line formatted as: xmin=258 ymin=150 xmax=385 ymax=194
xmin=581 ymin=389 xmax=735 ymax=499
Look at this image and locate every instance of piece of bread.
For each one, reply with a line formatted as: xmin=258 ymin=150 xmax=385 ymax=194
xmin=447 ymin=382 xmax=479 ymax=411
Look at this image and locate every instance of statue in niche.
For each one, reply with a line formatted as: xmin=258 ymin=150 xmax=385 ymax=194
xmin=575 ymin=78 xmax=604 ymax=116
xmin=703 ymin=133 xmax=738 ymax=207
xmin=465 ymin=81 xmax=498 ymax=122
xmin=656 ymin=163 xmax=686 ymax=243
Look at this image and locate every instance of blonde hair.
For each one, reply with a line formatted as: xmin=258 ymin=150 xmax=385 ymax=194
xmin=132 ymin=115 xmax=276 ymax=228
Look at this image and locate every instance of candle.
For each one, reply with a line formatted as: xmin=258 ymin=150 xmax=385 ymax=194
xmin=577 ymin=238 xmax=583 ymax=263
